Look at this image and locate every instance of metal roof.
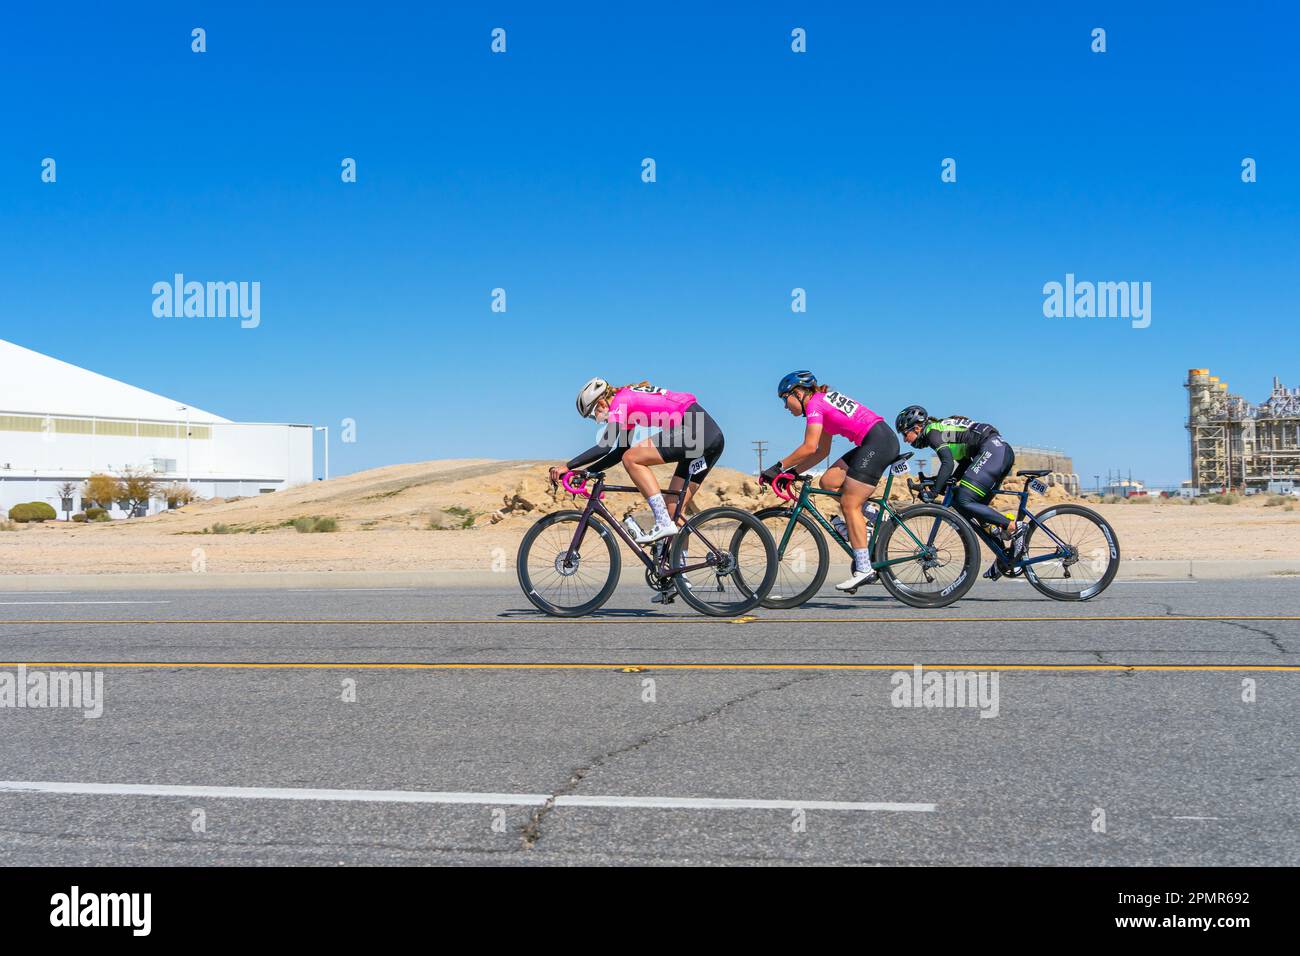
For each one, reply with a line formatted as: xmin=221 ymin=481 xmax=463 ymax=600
xmin=0 ymin=339 xmax=230 ymax=424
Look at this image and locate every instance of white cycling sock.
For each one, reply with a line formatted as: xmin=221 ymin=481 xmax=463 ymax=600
xmin=675 ymin=545 xmax=689 ymax=569
xmin=648 ymin=494 xmax=672 ymax=528
xmin=853 ymin=547 xmax=872 ymax=574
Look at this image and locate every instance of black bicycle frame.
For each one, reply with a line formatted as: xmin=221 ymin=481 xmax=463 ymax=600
xmin=562 ymin=473 xmax=724 ymax=579
xmin=937 ymin=479 xmax=1073 ymax=570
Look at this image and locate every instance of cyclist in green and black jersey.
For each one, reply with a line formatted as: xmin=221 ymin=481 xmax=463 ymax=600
xmin=895 ymin=406 xmax=1028 ymax=558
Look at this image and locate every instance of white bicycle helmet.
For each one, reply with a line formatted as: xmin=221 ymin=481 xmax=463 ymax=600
xmin=576 ymin=377 xmax=609 ymax=418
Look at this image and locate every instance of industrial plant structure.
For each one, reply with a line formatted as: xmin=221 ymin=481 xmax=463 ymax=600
xmin=1186 ymin=369 xmax=1300 ymax=493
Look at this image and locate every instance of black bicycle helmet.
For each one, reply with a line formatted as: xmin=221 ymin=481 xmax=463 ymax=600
xmin=896 ymin=405 xmax=929 ymax=447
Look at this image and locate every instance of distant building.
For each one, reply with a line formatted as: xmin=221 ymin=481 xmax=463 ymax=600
xmin=0 ymin=339 xmax=313 ymax=518
xmin=1186 ymin=369 xmax=1300 ymax=493
xmin=916 ymin=444 xmax=1079 ymax=495
xmin=1011 ymin=445 xmax=1079 ymax=495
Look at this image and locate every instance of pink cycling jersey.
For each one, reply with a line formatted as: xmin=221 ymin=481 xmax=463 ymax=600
xmin=804 ymin=390 xmax=883 ymax=445
xmin=607 ymin=386 xmax=698 ymax=428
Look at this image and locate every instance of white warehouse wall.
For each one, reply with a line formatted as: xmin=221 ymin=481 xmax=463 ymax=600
xmin=0 ymin=339 xmax=315 ymax=519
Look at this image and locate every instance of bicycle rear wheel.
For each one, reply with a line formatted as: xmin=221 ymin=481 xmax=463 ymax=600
xmin=671 ymin=507 xmax=776 ymax=617
xmin=517 ymin=510 xmax=621 ymax=616
xmin=872 ymin=504 xmax=979 ymax=608
xmin=1022 ymin=504 xmax=1120 ymax=601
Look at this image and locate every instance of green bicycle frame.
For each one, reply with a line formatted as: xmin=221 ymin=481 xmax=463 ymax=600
xmin=773 ymin=467 xmax=932 ymax=571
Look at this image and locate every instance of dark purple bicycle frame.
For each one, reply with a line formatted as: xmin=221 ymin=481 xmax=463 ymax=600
xmin=562 ymin=472 xmax=722 ymax=578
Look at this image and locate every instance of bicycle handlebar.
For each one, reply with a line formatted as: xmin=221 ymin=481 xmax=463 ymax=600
xmin=560 ymin=470 xmax=606 ymax=500
xmin=770 ymin=471 xmax=812 ymax=501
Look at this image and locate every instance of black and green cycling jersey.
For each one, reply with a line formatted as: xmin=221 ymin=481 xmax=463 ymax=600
xmin=918 ymin=416 xmax=1001 ymax=495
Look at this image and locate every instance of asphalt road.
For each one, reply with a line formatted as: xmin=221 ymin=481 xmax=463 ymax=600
xmin=0 ymin=578 xmax=1296 ymax=865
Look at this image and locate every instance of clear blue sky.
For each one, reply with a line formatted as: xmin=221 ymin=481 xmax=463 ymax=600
xmin=3 ymin=2 xmax=1296 ymax=487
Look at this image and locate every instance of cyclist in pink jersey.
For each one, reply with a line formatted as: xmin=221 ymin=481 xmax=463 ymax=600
xmin=549 ymin=378 xmax=726 ymax=602
xmin=761 ymin=370 xmax=900 ymax=591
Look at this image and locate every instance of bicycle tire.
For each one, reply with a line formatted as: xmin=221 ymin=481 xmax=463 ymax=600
xmin=873 ymin=503 xmax=979 ymax=608
xmin=749 ymin=507 xmax=831 ymax=609
xmin=517 ymin=510 xmax=621 ymax=616
xmin=672 ymin=507 xmax=777 ymax=617
xmin=1022 ymin=504 xmax=1120 ymax=601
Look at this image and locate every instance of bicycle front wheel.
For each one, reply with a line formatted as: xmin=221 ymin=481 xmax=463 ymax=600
xmin=749 ymin=507 xmax=830 ymax=609
xmin=873 ymin=504 xmax=979 ymax=608
xmin=671 ymin=507 xmax=776 ymax=617
xmin=1022 ymin=504 xmax=1120 ymax=601
xmin=517 ymin=510 xmax=621 ymax=616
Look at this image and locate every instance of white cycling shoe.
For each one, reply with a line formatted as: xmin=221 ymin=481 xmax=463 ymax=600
xmin=835 ymin=566 xmax=879 ymax=591
xmin=634 ymin=522 xmax=679 ymax=545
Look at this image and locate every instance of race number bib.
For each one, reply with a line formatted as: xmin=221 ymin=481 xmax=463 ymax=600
xmin=825 ymin=391 xmax=859 ymax=415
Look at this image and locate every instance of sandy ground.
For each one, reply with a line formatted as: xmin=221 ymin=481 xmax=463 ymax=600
xmin=1 ymin=459 xmax=1297 ymax=574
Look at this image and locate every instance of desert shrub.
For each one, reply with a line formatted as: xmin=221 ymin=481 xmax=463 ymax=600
xmin=92 ymin=512 xmax=111 ymax=522
xmin=209 ymin=523 xmax=233 ymax=534
xmin=71 ymin=513 xmax=88 ymax=523
xmin=161 ymin=483 xmax=199 ymax=508
xmin=1265 ymin=495 xmax=1289 ymax=507
xmin=1127 ymin=495 xmax=1153 ymax=505
xmin=1206 ymin=493 xmax=1240 ymax=505
xmin=292 ymin=516 xmax=337 ymax=533
xmin=0 ymin=521 xmax=19 ymax=532
xmin=85 ymin=507 xmax=107 ymax=520
xmin=8 ymin=502 xmax=57 ymax=523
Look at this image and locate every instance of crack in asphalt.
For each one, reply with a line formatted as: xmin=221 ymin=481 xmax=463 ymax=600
xmin=519 ymin=673 xmax=825 ymax=849
xmin=1220 ymin=621 xmax=1289 ymax=655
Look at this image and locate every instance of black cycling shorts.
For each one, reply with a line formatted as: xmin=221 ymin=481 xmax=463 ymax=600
xmin=650 ymin=403 xmax=725 ymax=485
xmin=954 ymin=435 xmax=1015 ymax=499
xmin=836 ymin=419 xmax=900 ymax=485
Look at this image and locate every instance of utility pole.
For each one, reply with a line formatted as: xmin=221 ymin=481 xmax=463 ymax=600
xmin=752 ymin=440 xmax=768 ymax=478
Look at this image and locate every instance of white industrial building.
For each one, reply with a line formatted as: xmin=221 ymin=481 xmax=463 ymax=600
xmin=0 ymin=338 xmax=314 ymax=518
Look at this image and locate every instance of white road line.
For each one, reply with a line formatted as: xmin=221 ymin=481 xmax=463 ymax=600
xmin=0 ymin=601 xmax=171 ymax=606
xmin=0 ymin=780 xmax=932 ymax=813
xmin=555 ymin=795 xmax=934 ymax=812
xmin=0 ymin=781 xmax=549 ymax=806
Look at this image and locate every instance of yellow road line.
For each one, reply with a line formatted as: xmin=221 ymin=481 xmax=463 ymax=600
xmin=1 ymin=661 xmax=1296 ymax=672
xmin=1 ymin=615 xmax=1298 ymax=625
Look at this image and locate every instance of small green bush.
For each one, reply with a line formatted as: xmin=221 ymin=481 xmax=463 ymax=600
xmin=209 ymin=523 xmax=233 ymax=534
xmin=8 ymin=501 xmax=58 ymax=523
xmin=292 ymin=516 xmax=338 ymax=533
xmin=92 ymin=512 xmax=111 ymax=522
xmin=85 ymin=507 xmax=107 ymax=520
xmin=71 ymin=513 xmax=88 ymax=523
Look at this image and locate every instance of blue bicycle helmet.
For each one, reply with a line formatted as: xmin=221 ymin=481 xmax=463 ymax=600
xmin=777 ymin=370 xmax=817 ymax=399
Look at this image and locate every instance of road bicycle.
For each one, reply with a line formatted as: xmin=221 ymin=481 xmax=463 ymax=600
xmin=907 ymin=469 xmax=1120 ymax=601
xmin=745 ymin=451 xmax=981 ymax=609
xmin=517 ymin=469 xmax=778 ymax=617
